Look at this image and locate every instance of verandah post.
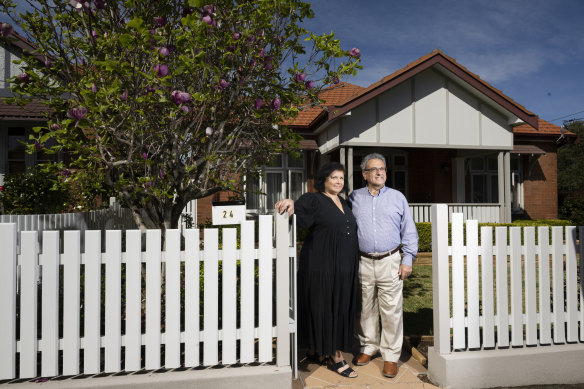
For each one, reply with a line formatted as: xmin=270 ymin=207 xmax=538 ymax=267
xmin=431 ymin=204 xmax=450 ymax=354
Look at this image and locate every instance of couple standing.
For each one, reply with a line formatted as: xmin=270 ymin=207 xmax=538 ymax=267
xmin=275 ymin=153 xmax=418 ymax=379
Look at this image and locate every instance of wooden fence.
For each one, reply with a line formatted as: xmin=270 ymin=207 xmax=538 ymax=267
xmin=431 ymin=204 xmax=584 ymax=354
xmin=0 ymin=213 xmax=297 ymax=380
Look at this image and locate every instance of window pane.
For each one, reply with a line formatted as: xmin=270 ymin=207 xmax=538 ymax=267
xmin=266 ymin=155 xmax=282 ymax=167
xmin=394 ymin=171 xmax=406 ymax=194
xmin=8 ymin=127 xmax=26 ymax=173
xmin=490 ymin=175 xmax=498 ymax=203
xmin=471 ymin=158 xmax=484 ymax=171
xmin=266 ymin=172 xmax=283 ymax=210
xmin=487 ymin=157 xmax=498 ymax=171
xmin=394 ymin=155 xmax=405 ymax=167
xmin=289 ymin=172 xmax=303 ymax=200
xmin=287 ymin=152 xmax=304 ymax=168
xmin=245 ymin=175 xmax=260 ymax=210
xmin=471 ymin=175 xmax=486 ymax=202
xmin=511 ymin=157 xmax=519 ymax=172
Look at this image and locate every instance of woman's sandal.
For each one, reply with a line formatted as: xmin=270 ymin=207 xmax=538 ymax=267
xmin=326 ymin=358 xmax=358 ymax=378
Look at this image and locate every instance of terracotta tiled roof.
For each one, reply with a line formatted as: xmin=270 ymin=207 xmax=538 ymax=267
xmin=0 ymin=98 xmax=49 ymax=120
xmin=514 ymin=119 xmax=562 ymax=135
xmin=283 ymin=82 xmax=365 ymax=127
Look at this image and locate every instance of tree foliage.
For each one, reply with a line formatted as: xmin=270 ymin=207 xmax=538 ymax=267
xmin=0 ymin=0 xmax=361 ymax=233
xmin=557 ymin=119 xmax=584 ymax=224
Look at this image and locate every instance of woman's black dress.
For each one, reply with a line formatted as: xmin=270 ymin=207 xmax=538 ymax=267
xmin=295 ymin=192 xmax=359 ymax=355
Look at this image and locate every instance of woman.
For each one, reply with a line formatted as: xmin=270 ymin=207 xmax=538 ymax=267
xmin=275 ymin=162 xmax=359 ymax=378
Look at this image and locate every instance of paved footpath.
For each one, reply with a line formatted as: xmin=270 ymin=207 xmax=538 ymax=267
xmin=293 ymin=349 xmax=438 ymax=389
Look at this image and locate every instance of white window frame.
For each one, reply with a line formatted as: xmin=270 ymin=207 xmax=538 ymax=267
xmin=245 ymin=153 xmax=305 ymax=215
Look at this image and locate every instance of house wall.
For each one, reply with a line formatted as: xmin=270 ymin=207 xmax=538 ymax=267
xmin=521 ymin=141 xmax=558 ymax=219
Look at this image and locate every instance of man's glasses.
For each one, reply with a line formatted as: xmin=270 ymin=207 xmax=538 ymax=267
xmin=364 ymin=167 xmax=387 ymax=173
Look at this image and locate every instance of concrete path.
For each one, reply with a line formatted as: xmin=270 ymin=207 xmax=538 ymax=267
xmin=293 ymin=350 xmax=438 ymax=389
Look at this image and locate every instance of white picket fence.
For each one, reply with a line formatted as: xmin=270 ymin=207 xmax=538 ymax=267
xmin=429 ymin=204 xmax=584 ymax=387
xmin=0 ymin=212 xmax=297 ymax=381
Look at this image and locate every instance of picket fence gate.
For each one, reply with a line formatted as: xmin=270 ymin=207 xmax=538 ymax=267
xmin=0 ymin=212 xmax=297 ymax=381
xmin=429 ymin=204 xmax=584 ymax=388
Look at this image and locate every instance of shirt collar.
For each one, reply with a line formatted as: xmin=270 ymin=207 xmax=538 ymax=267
xmin=366 ymin=185 xmax=386 ymax=197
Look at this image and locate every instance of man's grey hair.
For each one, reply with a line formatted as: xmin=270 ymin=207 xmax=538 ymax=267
xmin=360 ymin=153 xmax=387 ymax=170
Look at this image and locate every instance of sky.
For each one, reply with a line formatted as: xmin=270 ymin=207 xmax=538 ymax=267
xmin=303 ymin=0 xmax=584 ymax=125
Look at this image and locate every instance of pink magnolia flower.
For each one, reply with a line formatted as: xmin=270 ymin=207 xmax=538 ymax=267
xmin=34 ymin=140 xmax=42 ymax=151
xmin=203 ymin=4 xmax=214 ymax=15
xmin=153 ymin=17 xmax=167 ymax=27
xmin=305 ymin=80 xmax=314 ymax=90
xmin=17 ymin=73 xmax=30 ymax=83
xmin=159 ymin=47 xmax=170 ymax=57
xmin=142 ymin=152 xmax=148 ymax=159
xmin=254 ymin=99 xmax=263 ymax=110
xmin=67 ymin=107 xmax=88 ymax=120
xmin=91 ymin=30 xmax=98 ymax=38
xmin=271 ymin=98 xmax=281 ymax=110
xmin=121 ymin=91 xmax=128 ymax=100
xmin=294 ymin=73 xmax=306 ymax=82
xmin=247 ymin=35 xmax=255 ymax=42
xmin=202 ymin=15 xmax=213 ymax=25
xmin=349 ymin=48 xmax=361 ymax=58
xmin=50 ymin=123 xmax=60 ymax=130
xmin=0 ymin=23 xmax=13 ymax=36
xmin=233 ymin=32 xmax=241 ymax=40
xmin=171 ymin=90 xmax=191 ymax=104
xmin=153 ymin=64 xmax=169 ymax=77
xmin=181 ymin=105 xmax=191 ymax=113
xmin=259 ymin=48 xmax=265 ymax=57
xmin=219 ymin=79 xmax=229 ymax=90
xmin=91 ymin=83 xmax=97 ymax=93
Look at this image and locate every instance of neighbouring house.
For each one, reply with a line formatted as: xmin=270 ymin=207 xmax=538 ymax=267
xmin=1 ymin=30 xmax=574 ymax=223
xmin=0 ymin=30 xmax=57 ymax=182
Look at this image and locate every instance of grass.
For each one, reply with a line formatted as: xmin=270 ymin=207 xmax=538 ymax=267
xmin=403 ymin=264 xmax=434 ymax=336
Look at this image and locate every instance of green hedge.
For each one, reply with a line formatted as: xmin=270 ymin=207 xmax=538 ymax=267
xmin=415 ymin=219 xmax=574 ymax=252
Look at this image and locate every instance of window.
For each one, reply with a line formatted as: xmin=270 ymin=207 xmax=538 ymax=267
xmin=353 ymin=150 xmax=409 ymax=195
xmin=470 ymin=156 xmax=498 ymax=203
xmin=245 ymin=152 xmax=305 ymax=214
xmin=7 ymin=127 xmax=27 ymax=173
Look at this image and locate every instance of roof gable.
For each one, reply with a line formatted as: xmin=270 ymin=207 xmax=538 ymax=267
xmin=288 ymin=49 xmax=539 ymax=130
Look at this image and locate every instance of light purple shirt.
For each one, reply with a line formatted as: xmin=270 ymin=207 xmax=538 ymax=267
xmin=348 ymin=186 xmax=418 ymax=266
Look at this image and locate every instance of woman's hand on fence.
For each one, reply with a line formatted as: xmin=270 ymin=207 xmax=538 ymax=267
xmin=275 ymin=199 xmax=294 ymax=216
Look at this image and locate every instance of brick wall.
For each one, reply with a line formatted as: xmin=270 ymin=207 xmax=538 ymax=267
xmin=521 ymin=141 xmax=558 ymax=219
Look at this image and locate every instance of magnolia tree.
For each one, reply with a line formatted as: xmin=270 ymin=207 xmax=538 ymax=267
xmin=0 ymin=0 xmax=361 ymax=234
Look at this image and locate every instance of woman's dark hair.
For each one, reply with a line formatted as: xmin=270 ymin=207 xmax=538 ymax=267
xmin=315 ymin=162 xmax=345 ymax=192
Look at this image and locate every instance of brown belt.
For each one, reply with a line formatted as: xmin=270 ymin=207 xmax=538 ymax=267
xmin=359 ymin=247 xmax=400 ymax=260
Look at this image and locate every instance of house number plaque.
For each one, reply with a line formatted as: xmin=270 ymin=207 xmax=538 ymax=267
xmin=211 ymin=200 xmax=246 ymax=225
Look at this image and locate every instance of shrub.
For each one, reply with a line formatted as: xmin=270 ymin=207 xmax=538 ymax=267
xmin=0 ymin=167 xmax=71 ymax=214
xmin=559 ymin=194 xmax=584 ymax=226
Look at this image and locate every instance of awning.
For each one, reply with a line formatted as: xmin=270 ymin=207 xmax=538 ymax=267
xmin=511 ymin=144 xmax=546 ymax=155
xmin=299 ymin=139 xmax=318 ymax=150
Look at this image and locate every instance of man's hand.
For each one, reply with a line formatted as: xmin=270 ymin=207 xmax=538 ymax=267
xmin=398 ymin=264 xmax=412 ymax=280
xmin=275 ymin=199 xmax=295 ymax=216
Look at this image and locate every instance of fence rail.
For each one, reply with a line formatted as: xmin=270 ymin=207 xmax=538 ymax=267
xmin=0 ymin=213 xmax=297 ymax=380
xmin=410 ymin=203 xmax=500 ymax=223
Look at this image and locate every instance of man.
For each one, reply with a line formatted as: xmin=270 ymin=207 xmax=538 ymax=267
xmin=348 ymin=153 xmax=418 ymax=378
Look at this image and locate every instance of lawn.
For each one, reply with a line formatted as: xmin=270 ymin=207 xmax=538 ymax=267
xmin=403 ymin=264 xmax=433 ymax=336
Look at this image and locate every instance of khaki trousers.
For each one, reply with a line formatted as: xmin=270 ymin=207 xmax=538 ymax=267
xmin=357 ymin=251 xmax=403 ymax=362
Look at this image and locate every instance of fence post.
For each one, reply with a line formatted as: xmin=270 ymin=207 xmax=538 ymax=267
xmin=431 ymin=204 xmax=450 ymax=355
xmin=0 ymin=223 xmax=16 ymax=379
xmin=275 ymin=211 xmax=290 ymax=367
